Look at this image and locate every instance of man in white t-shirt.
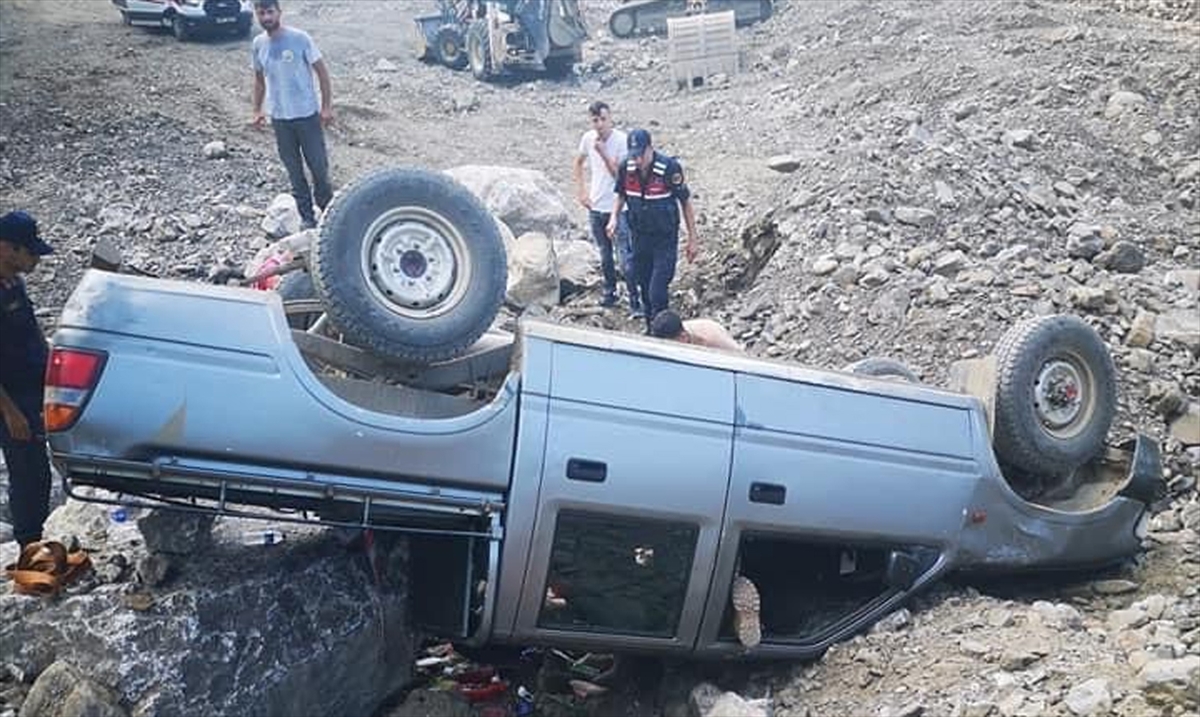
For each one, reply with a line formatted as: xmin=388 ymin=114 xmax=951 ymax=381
xmin=572 ymin=101 xmax=642 ymax=316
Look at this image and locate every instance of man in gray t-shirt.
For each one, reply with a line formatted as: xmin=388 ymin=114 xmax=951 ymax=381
xmin=250 ymin=0 xmax=334 ymax=229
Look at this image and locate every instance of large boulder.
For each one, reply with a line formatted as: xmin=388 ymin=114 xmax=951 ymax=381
xmin=507 ymin=231 xmax=560 ymax=309
xmin=443 ymin=165 xmax=574 ymax=241
xmin=553 ymin=237 xmax=600 ymax=296
xmin=1 ymin=500 xmax=412 ymax=717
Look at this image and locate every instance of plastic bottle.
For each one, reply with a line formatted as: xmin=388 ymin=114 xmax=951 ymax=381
xmin=110 ymin=506 xmax=129 ymax=523
xmin=515 ymin=686 xmax=534 ymax=717
xmin=241 ymin=529 xmax=286 ymax=546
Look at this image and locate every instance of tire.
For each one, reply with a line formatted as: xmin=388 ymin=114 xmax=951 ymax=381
xmin=171 ymin=15 xmax=190 ymax=41
xmin=120 ymin=10 xmax=131 ymax=26
xmin=277 ymin=271 xmax=321 ymax=331
xmin=467 ymin=20 xmax=493 ymax=81
xmin=844 ymin=357 xmax=919 ymax=383
xmin=235 ymin=19 xmax=252 ymax=38
xmin=435 ymin=26 xmax=469 ymax=70
xmin=310 ymin=168 xmax=508 ymax=364
xmin=992 ymin=314 xmax=1117 ymax=479
xmin=609 ymin=9 xmax=637 ymax=38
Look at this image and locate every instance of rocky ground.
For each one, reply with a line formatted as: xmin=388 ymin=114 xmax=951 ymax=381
xmin=1 ymin=0 xmax=1198 ymax=716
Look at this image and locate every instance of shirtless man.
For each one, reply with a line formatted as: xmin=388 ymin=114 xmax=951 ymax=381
xmin=649 ymin=309 xmax=743 ymax=353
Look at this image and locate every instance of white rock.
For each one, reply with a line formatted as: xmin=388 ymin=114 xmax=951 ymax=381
xmin=1157 ymin=309 xmax=1200 ymax=352
xmin=506 ymin=231 xmax=559 ymax=309
xmin=444 ymin=165 xmax=573 ymax=240
xmin=703 ymin=692 xmax=769 ymax=717
xmin=1137 ymin=656 xmax=1200 ymax=705
xmin=261 ymin=193 xmax=301 ymax=239
xmin=894 ymin=206 xmax=937 ymax=227
xmin=202 ymin=140 xmax=228 ymax=159
xmin=1169 ymin=403 xmax=1200 ymax=446
xmin=767 ymin=154 xmax=802 ymax=173
xmin=811 ymin=257 xmax=839 ymax=275
xmin=1064 ymin=678 xmax=1111 ymax=716
xmin=1105 ymin=90 xmax=1147 ymax=119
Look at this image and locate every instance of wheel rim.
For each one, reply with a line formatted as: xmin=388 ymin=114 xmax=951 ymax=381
xmin=359 ymin=206 xmax=470 ymax=319
xmin=1034 ymin=355 xmax=1094 ymax=438
xmin=173 ymin=17 xmax=184 ymax=37
xmin=610 ymin=11 xmax=635 ymax=37
xmin=441 ymin=38 xmax=460 ymax=62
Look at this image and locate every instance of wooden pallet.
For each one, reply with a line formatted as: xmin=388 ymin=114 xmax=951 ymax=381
xmin=667 ymin=10 xmax=738 ymax=90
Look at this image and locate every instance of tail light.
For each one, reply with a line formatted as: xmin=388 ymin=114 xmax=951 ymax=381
xmin=44 ymin=348 xmax=107 ymax=432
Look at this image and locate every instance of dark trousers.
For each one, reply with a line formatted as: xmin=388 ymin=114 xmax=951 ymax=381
xmin=632 ymin=232 xmax=678 ymax=328
xmin=272 ymin=113 xmax=332 ymax=226
xmin=588 ymin=210 xmax=638 ymax=305
xmin=1 ymin=389 xmax=51 ymax=547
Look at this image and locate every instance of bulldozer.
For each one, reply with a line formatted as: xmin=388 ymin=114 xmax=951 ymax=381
xmin=607 ymin=0 xmax=774 ymax=39
xmin=413 ymin=0 xmax=587 ymax=81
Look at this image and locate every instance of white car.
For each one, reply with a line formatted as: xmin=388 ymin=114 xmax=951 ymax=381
xmin=112 ymin=0 xmax=254 ymax=41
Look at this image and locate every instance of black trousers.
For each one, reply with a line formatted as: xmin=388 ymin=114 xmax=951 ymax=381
xmin=631 ymin=232 xmax=678 ymax=328
xmin=1 ymin=387 xmax=51 ymax=547
xmin=272 ymin=113 xmax=332 ymax=226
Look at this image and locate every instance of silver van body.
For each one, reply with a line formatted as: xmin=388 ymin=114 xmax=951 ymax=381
xmin=48 ymin=271 xmax=1160 ymax=658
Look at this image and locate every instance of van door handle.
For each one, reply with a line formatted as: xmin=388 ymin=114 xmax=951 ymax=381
xmin=749 ymin=482 xmax=786 ymax=505
xmin=566 ymin=458 xmax=607 ymax=483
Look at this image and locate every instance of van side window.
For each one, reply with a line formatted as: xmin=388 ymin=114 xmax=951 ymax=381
xmin=538 ymin=511 xmax=697 ymax=638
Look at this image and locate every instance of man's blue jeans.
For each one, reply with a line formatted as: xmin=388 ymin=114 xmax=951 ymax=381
xmin=588 ymin=210 xmax=638 ymax=306
xmin=272 ymin=113 xmax=332 ymax=227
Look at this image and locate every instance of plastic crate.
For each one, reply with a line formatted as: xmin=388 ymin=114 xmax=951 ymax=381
xmin=667 ymin=10 xmax=738 ymax=90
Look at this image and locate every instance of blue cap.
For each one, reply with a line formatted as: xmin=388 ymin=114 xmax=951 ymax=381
xmin=0 ymin=210 xmax=53 ymax=256
xmin=627 ymin=128 xmax=652 ymax=156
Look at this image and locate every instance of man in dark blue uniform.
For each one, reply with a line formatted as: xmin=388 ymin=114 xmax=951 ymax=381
xmin=0 ymin=210 xmax=54 ymax=548
xmin=607 ymin=128 xmax=699 ymax=332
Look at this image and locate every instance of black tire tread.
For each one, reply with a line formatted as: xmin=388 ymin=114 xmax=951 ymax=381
xmin=310 ymin=168 xmax=506 ymax=365
xmin=992 ymin=314 xmax=1117 ymax=478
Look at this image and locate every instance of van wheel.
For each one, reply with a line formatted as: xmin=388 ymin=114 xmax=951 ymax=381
xmin=993 ymin=315 xmax=1117 ymax=479
xmin=844 ymin=357 xmax=919 ymax=383
xmin=311 ymin=168 xmax=507 ymax=365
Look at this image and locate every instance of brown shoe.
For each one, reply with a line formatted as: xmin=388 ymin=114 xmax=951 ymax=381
xmin=731 ymin=575 xmax=762 ymax=648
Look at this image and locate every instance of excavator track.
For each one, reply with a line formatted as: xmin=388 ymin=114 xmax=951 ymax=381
xmin=608 ymin=0 xmax=773 ymax=39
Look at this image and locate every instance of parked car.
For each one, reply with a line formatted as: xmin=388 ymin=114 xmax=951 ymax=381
xmin=112 ymin=0 xmax=254 ymax=40
xmin=46 ymin=168 xmax=1162 ymax=659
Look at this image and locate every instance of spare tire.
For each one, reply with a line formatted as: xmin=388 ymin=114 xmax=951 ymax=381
xmin=992 ymin=314 xmax=1117 ymax=479
xmin=844 ymin=357 xmax=919 ymax=383
xmin=311 ymin=168 xmax=507 ymax=365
